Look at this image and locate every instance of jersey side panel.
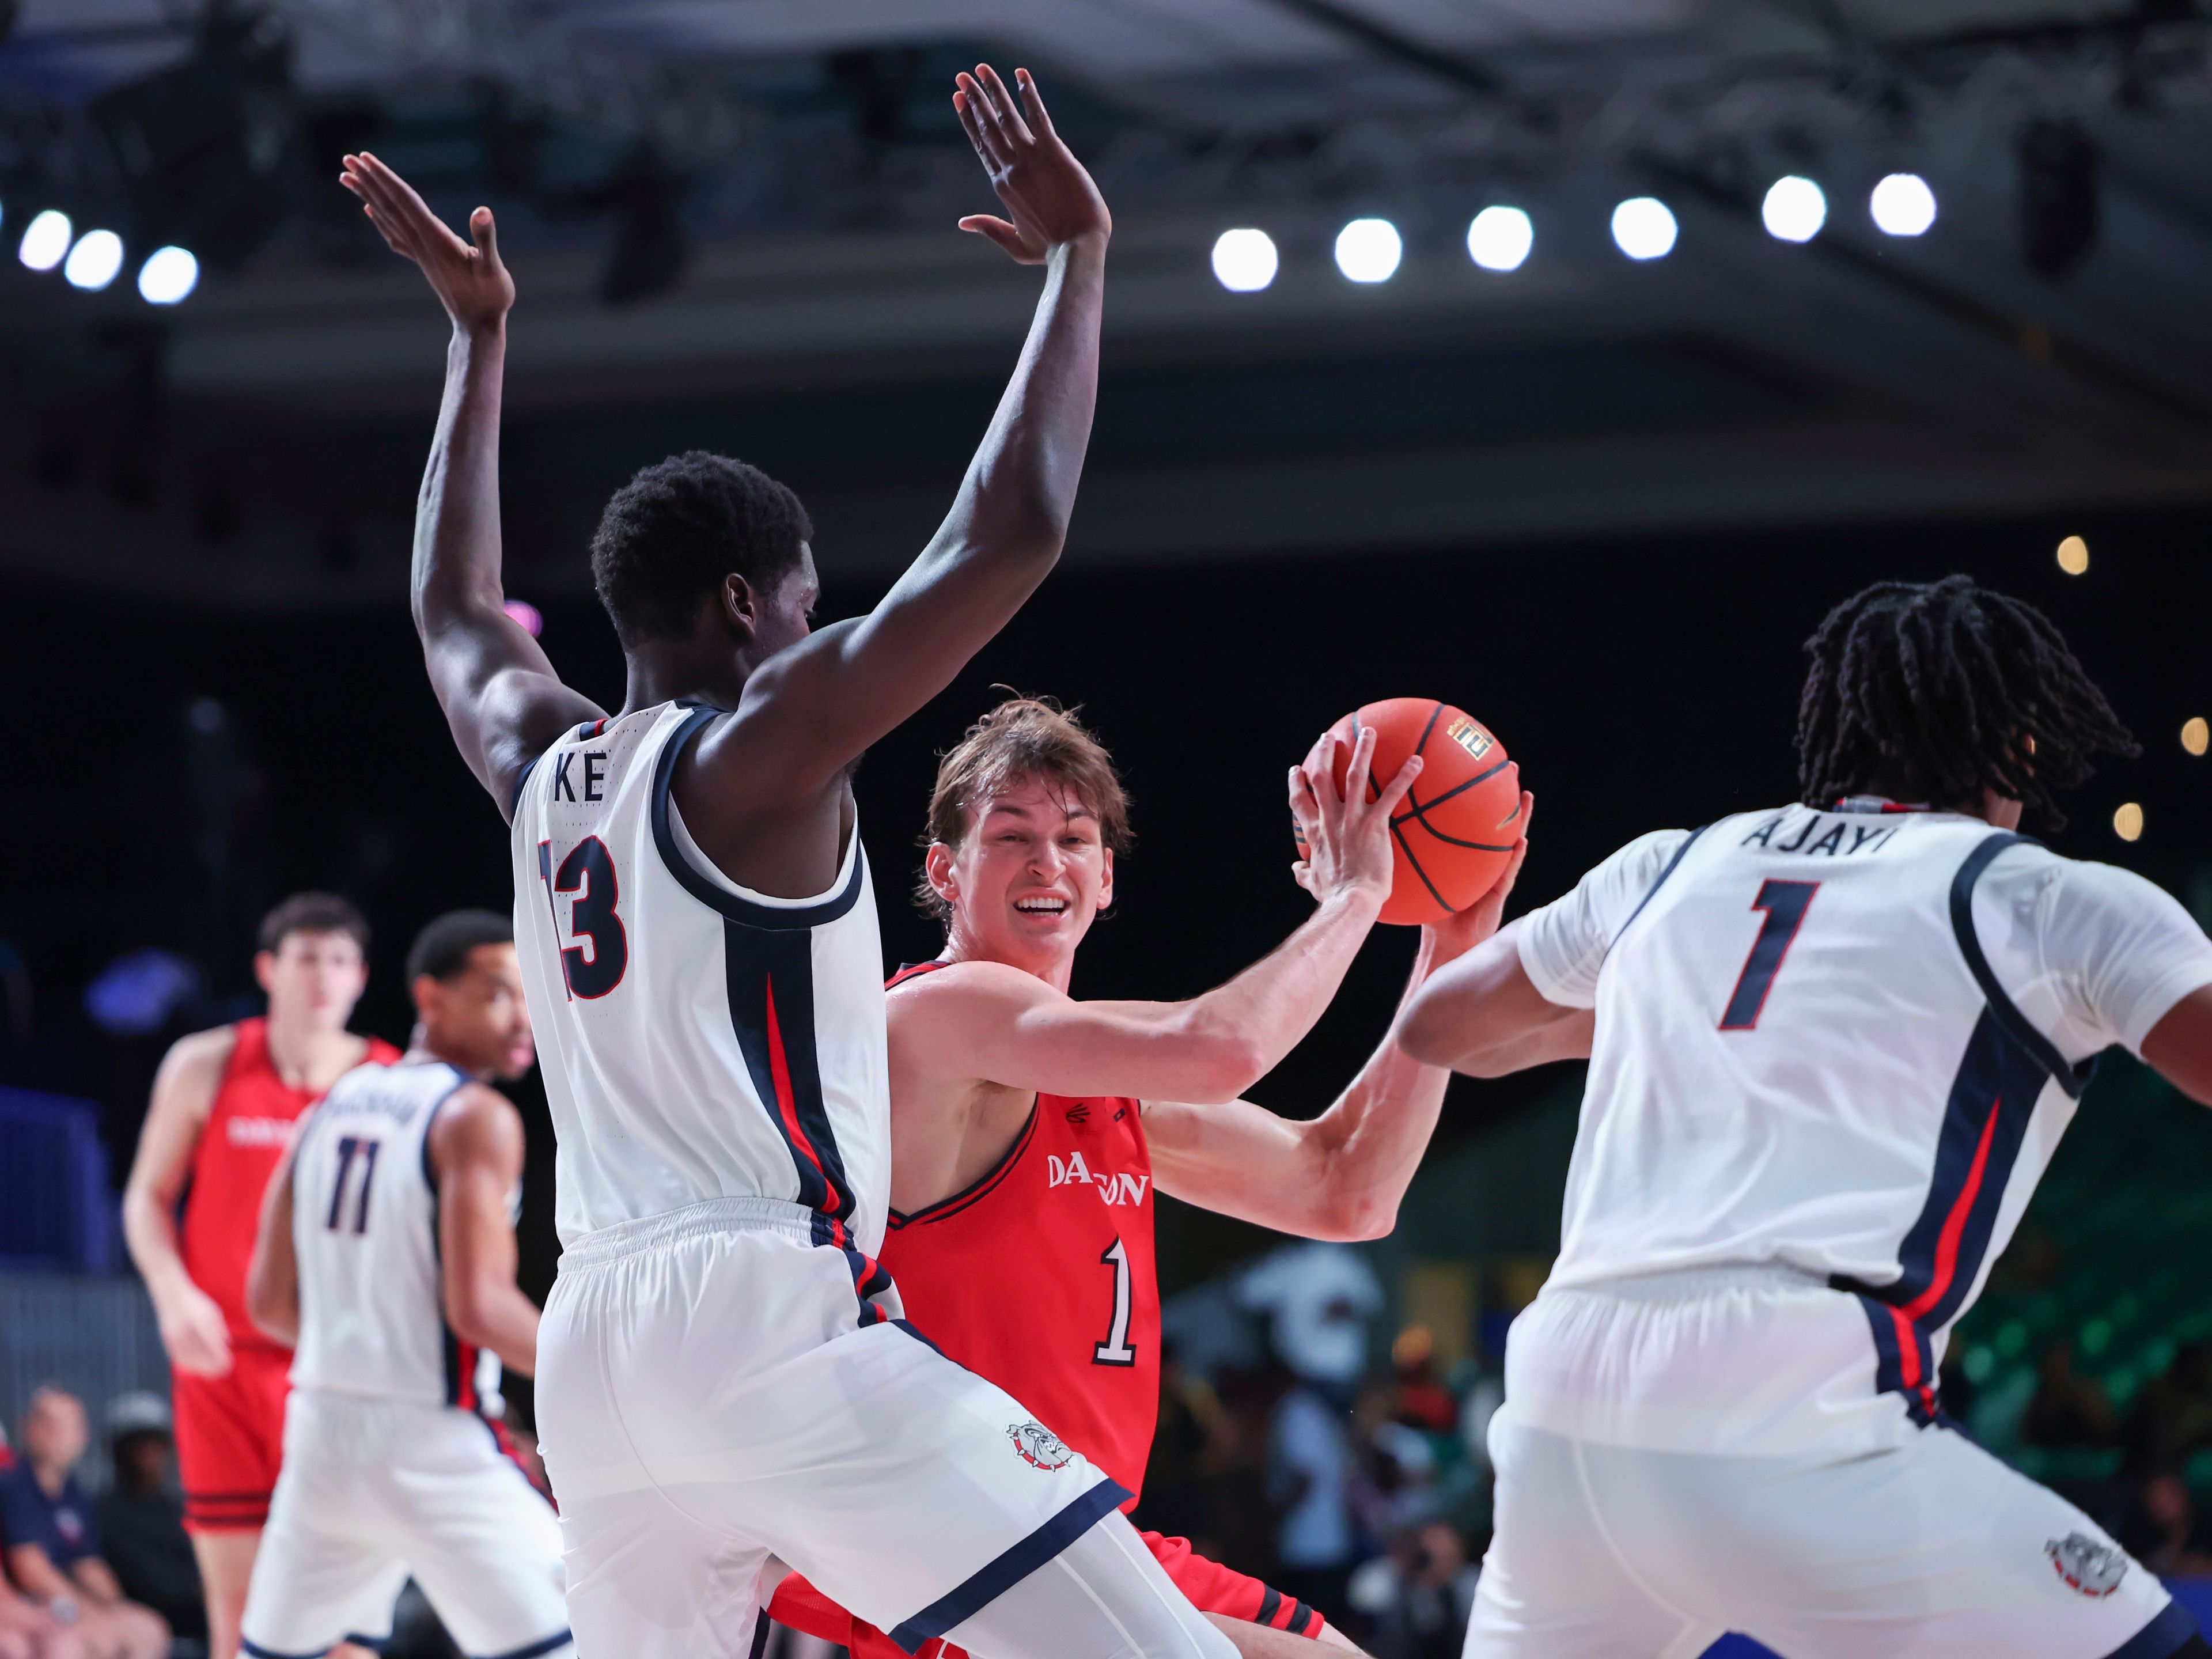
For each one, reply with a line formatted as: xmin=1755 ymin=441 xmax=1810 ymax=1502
xmin=879 ymin=1090 xmax=1159 ymax=1502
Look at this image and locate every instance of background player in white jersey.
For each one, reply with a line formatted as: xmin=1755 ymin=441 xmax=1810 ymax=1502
xmin=344 ymin=63 xmax=1241 ymax=1659
xmin=239 ymin=911 xmax=567 ymax=1659
xmin=1401 ymin=575 xmax=2212 ymax=1659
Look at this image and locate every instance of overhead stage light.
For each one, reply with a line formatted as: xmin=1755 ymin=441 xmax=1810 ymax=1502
xmin=137 ymin=245 xmax=200 ymax=304
xmin=1467 ymin=206 xmax=1532 ymax=272
xmin=64 ymin=229 xmax=124 ymax=290
xmin=1762 ymin=176 xmax=1826 ymax=243
xmin=1611 ymin=197 xmax=1676 ymax=261
xmin=18 ymin=209 xmax=71 ymax=271
xmin=1335 ymin=217 xmax=1402 ymax=283
xmin=1211 ymin=228 xmax=1278 ymax=293
xmin=1870 ymin=173 xmax=1937 ymax=237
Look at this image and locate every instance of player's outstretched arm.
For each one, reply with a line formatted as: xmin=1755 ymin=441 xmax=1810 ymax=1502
xmin=896 ymin=728 xmax=1414 ymax=1105
xmin=244 ymin=1137 xmax=302 ymax=1347
xmin=122 ymin=1027 xmax=236 ymax=1378
xmin=429 ymin=1086 xmax=540 ymax=1377
xmin=700 ymin=67 xmax=1108 ymax=798
xmin=1398 ymin=919 xmax=1595 ymax=1074
xmin=340 ymin=153 xmax=604 ymax=818
xmin=1149 ymin=799 xmax=1535 ymax=1241
xmin=2142 ymin=984 xmax=2212 ymax=1105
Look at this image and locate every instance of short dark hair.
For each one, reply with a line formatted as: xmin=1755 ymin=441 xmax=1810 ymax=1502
xmin=257 ymin=893 xmax=370 ymax=957
xmin=589 ymin=451 xmax=813 ymax=644
xmin=406 ymin=910 xmax=514 ymax=987
xmin=1795 ymin=575 xmax=2138 ymax=829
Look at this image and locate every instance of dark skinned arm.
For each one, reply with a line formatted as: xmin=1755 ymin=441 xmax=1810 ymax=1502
xmin=679 ymin=67 xmax=1111 ymax=868
xmin=340 ymin=153 xmax=604 ymax=819
xmin=2141 ymin=983 xmax=2212 ymax=1105
xmin=1398 ymin=918 xmax=1597 ymax=1075
xmin=429 ymin=1085 xmax=540 ymax=1377
xmin=244 ymin=1131 xmax=302 ymax=1347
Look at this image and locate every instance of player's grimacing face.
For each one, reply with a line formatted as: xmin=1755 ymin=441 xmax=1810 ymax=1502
xmin=942 ymin=777 xmax=1112 ymax=963
xmin=418 ymin=944 xmax=535 ymax=1080
xmin=256 ymin=929 xmax=370 ymax=1030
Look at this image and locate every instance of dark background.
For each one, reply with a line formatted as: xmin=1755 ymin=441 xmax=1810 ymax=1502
xmin=8 ymin=502 xmax=2206 ymax=1298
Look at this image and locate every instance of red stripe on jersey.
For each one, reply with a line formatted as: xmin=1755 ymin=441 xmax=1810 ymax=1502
xmin=1897 ymin=1099 xmax=2003 ymax=1327
xmin=764 ymin=975 xmax=843 ymax=1216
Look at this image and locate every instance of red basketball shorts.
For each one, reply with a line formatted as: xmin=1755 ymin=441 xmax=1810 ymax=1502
xmin=173 ymin=1342 xmax=291 ymax=1533
xmin=768 ymin=1529 xmax=1323 ymax=1657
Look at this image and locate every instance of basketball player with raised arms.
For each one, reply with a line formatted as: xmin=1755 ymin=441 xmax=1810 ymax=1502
xmin=344 ymin=65 xmax=1251 ymax=1659
xmin=767 ymin=697 xmax=1533 ymax=1659
xmin=239 ymin=910 xmax=567 ymax=1659
xmin=122 ymin=895 xmax=398 ymax=1659
xmin=1401 ymin=576 xmax=2212 ymax=1659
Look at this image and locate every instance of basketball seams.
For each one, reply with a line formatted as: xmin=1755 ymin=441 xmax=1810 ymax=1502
xmin=1392 ymin=820 xmax=1453 ymax=919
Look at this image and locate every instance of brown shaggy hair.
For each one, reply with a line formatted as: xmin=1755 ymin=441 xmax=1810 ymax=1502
xmin=917 ymin=695 xmax=1133 ymax=920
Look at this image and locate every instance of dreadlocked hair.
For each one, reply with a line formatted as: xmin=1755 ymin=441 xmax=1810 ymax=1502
xmin=1794 ymin=574 xmax=2137 ymax=831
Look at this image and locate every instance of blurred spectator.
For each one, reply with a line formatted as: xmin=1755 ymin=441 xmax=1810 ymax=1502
xmin=1349 ymin=1522 xmax=1482 ymax=1659
xmin=1265 ymin=1368 xmax=1360 ymax=1629
xmin=1238 ymin=1242 xmax=1382 ymax=1404
xmin=2126 ymin=1344 xmax=2212 ymax=1472
xmin=92 ymin=1395 xmax=204 ymax=1646
xmin=0 ymin=1388 xmax=168 ymax=1659
xmin=2022 ymin=1342 xmax=2116 ymax=1449
xmin=1385 ymin=1328 xmax=1457 ymax=1434
xmin=1135 ymin=1342 xmax=1222 ymax=1550
xmin=2117 ymin=1474 xmax=2212 ymax=1579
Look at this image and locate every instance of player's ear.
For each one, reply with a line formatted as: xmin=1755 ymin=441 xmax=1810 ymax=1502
xmin=1097 ymin=846 xmax=1113 ymax=912
xmin=717 ymin=573 xmax=759 ymax=642
xmin=924 ymin=841 xmax=959 ymax=907
xmin=253 ymin=951 xmax=277 ymax=995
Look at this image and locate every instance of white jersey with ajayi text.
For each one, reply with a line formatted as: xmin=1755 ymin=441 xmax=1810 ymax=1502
xmin=1517 ymin=801 xmax=2212 ymax=1423
xmin=289 ymin=1058 xmax=509 ymax=1415
xmin=509 ymin=704 xmax=891 ymax=1263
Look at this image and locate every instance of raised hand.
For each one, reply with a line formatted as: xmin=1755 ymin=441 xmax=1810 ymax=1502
xmin=953 ymin=65 xmax=1112 ymax=264
xmin=1290 ymin=724 xmax=1423 ymax=911
xmin=340 ymin=151 xmax=514 ymax=335
xmin=1426 ymin=791 xmax=1536 ymax=962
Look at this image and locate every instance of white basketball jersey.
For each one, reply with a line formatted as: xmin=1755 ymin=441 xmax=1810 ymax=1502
xmin=1520 ymin=801 xmax=2212 ymax=1423
xmin=509 ymin=704 xmax=891 ymax=1257
xmin=290 ymin=1058 xmax=507 ymax=1414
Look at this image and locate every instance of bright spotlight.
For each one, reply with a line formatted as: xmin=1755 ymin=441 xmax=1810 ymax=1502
xmin=1761 ymin=176 xmax=1827 ymax=243
xmin=1335 ymin=218 xmax=1402 ymax=283
xmin=137 ymin=245 xmax=200 ymax=305
xmin=1870 ymin=172 xmax=1937 ymax=237
xmin=2113 ymin=802 xmax=2144 ymax=843
xmin=64 ymin=229 xmax=124 ymax=291
xmin=1611 ymin=197 xmax=1677 ymax=261
xmin=1211 ymin=228 xmax=1278 ymax=293
xmin=2056 ymin=534 xmax=2089 ymax=575
xmin=1467 ymin=206 xmax=1532 ymax=272
xmin=18 ymin=209 xmax=71 ymax=272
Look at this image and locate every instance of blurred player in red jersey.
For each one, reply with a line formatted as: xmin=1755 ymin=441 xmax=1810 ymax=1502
xmin=772 ymin=699 xmax=1531 ymax=1658
xmin=122 ymin=895 xmax=399 ymax=1659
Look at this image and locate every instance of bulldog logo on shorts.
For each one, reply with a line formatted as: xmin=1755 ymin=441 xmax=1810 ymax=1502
xmin=2047 ymin=1533 xmax=2127 ymax=1597
xmin=1007 ymin=1421 xmax=1074 ymax=1471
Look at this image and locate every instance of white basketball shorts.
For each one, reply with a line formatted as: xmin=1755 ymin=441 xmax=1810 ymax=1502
xmin=1466 ymin=1267 xmax=2196 ymax=1659
xmin=240 ymin=1390 xmax=569 ymax=1659
xmin=535 ymin=1197 xmax=1171 ymax=1659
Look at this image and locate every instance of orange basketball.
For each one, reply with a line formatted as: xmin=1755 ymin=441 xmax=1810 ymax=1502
xmin=1293 ymin=698 xmax=1522 ymax=926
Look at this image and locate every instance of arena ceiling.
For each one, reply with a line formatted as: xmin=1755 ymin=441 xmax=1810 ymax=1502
xmin=4 ymin=0 xmax=2212 ymax=607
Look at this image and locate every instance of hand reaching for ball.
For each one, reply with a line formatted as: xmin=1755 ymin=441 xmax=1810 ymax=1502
xmin=1289 ymin=722 xmax=1424 ymax=913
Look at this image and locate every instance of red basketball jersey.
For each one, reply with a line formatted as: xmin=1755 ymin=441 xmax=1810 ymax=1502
xmin=881 ymin=963 xmax=1160 ymax=1505
xmin=179 ymin=1018 xmax=399 ymax=1348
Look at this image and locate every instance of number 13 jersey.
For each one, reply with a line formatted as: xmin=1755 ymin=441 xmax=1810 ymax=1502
xmin=1521 ymin=801 xmax=2212 ymax=1349
xmin=510 ymin=704 xmax=891 ymax=1255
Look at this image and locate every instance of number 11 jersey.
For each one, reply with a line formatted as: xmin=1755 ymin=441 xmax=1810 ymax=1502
xmin=1521 ymin=800 xmax=2212 ymax=1412
xmin=509 ymin=704 xmax=891 ymax=1255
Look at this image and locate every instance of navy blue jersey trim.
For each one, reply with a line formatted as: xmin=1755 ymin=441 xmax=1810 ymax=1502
xmin=887 ymin=1479 xmax=1134 ymax=1652
xmin=1257 ymin=1586 xmax=1282 ymax=1626
xmin=2107 ymin=1601 xmax=2200 ymax=1659
xmin=649 ymin=705 xmax=867 ymax=931
xmin=726 ymin=923 xmax=857 ymax=1224
xmin=1603 ymin=825 xmax=1708 ymax=961
xmin=509 ymin=754 xmax=543 ymax=817
xmin=1950 ymin=831 xmax=2095 ymax=1100
xmin=747 ymin=1613 xmax=772 ymax=1659
xmin=889 ymin=1101 xmax=1039 ymax=1229
xmin=472 ymin=1630 xmax=574 ymax=1659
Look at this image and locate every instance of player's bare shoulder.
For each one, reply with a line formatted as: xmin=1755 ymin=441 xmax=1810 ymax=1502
xmin=154 ymin=1024 xmax=241 ymax=1112
xmin=429 ymin=1080 xmax=525 ymax=1173
xmin=887 ymin=960 xmax=1050 ymax=1058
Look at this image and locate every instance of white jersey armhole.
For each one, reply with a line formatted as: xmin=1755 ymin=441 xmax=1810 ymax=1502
xmin=664 ymin=794 xmax=859 ymax=912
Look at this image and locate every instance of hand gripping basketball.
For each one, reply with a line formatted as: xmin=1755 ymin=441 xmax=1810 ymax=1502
xmin=1287 ymin=722 xmax=1425 ymax=914
xmin=1294 ymin=699 xmax=1524 ymax=926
